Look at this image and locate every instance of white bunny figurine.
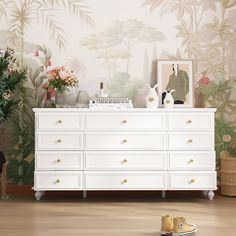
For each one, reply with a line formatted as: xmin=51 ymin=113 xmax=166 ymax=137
xmin=163 ymin=89 xmax=175 ymax=108
xmin=146 ymin=83 xmax=159 ymax=108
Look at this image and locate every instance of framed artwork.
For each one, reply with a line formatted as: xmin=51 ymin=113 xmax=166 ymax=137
xmin=157 ymin=60 xmax=194 ymax=107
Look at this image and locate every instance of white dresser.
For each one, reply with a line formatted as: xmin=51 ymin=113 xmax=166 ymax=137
xmin=33 ymin=108 xmax=217 ymax=200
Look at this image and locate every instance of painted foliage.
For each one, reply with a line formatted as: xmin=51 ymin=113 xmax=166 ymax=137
xmin=0 ymin=0 xmax=235 ymax=184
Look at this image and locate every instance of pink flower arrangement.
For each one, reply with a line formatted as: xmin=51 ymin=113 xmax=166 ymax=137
xmin=43 ymin=66 xmax=79 ymax=93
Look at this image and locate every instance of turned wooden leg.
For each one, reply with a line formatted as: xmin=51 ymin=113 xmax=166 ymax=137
xmin=35 ymin=191 xmax=45 ymax=201
xmin=83 ymin=190 xmax=87 ymax=199
xmin=207 ymin=191 xmax=214 ymax=200
xmin=162 ymin=190 xmax=166 ymax=198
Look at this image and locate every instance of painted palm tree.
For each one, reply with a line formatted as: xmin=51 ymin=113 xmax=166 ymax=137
xmin=143 ymin=0 xmax=236 ymax=80
xmin=0 ymin=0 xmax=95 ymax=66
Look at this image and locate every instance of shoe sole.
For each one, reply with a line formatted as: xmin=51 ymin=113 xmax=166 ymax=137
xmin=160 ymin=231 xmax=173 ymax=235
xmin=172 ymin=228 xmax=197 ymax=236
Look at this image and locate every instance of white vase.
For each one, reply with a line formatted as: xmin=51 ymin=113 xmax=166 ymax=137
xmin=163 ymin=89 xmax=175 ymax=108
xmin=145 ymin=84 xmax=159 ymax=108
xmin=55 ymin=88 xmax=78 ymax=107
xmin=76 ymin=90 xmax=90 ymax=108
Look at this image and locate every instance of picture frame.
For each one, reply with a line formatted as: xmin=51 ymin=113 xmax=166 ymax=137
xmin=157 ymin=59 xmax=194 ymax=107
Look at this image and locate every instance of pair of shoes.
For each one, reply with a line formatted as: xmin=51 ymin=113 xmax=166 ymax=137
xmin=1 ymin=194 xmax=12 ymax=200
xmin=160 ymin=215 xmax=197 ymax=236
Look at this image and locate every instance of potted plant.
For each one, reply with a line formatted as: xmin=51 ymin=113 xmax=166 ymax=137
xmin=0 ymin=47 xmax=27 ymax=190
xmin=0 ymin=48 xmax=27 ymax=123
xmin=220 ymin=135 xmax=236 ymax=197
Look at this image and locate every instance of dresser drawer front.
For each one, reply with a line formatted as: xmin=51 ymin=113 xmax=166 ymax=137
xmin=35 ymin=151 xmax=83 ymax=170
xmin=36 ymin=132 xmax=83 ymax=150
xmin=85 ymin=172 xmax=167 ymax=190
xmin=167 ymin=132 xmax=214 ymax=150
xmin=37 ymin=113 xmax=83 ymax=130
xmin=166 ymin=113 xmax=214 ymax=130
xmin=169 ymin=171 xmax=217 ymax=190
xmin=85 ymin=132 xmax=165 ymax=150
xmin=84 ymin=151 xmax=166 ymax=170
xmin=34 ymin=171 xmax=83 ymax=190
xmin=85 ymin=113 xmax=164 ymax=130
xmin=168 ymin=151 xmax=215 ymax=170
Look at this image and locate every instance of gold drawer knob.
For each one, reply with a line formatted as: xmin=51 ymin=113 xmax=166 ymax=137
xmin=56 ymin=179 xmax=60 ymax=184
xmin=56 ymin=159 xmax=61 ymax=163
xmin=58 ymin=120 xmax=62 ymax=123
xmin=122 ymin=159 xmax=128 ymax=164
xmin=189 ymin=179 xmax=195 ymax=184
xmin=187 ymin=120 xmax=192 ymax=124
xmin=123 ymin=179 xmax=128 ymax=184
xmin=187 ymin=139 xmax=193 ymax=143
xmin=123 ymin=139 xmax=127 ymax=143
xmin=188 ymin=159 xmax=194 ymax=164
xmin=57 ymin=139 xmax=62 ymax=143
xmin=122 ymin=120 xmax=127 ymax=124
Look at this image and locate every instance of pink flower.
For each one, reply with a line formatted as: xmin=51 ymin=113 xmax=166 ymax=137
xmin=47 ymin=60 xmax=52 ymax=66
xmin=51 ymin=69 xmax=57 ymax=77
xmin=48 ymin=88 xmax=56 ymax=97
xmin=59 ymin=70 xmax=69 ymax=80
xmin=198 ymin=76 xmax=210 ymax=86
xmin=223 ymin=135 xmax=231 ymax=143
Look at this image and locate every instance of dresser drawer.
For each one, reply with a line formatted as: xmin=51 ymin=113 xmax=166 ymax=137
xmin=36 ymin=132 xmax=83 ymax=150
xmin=84 ymin=151 xmax=166 ymax=170
xmin=37 ymin=113 xmax=83 ymax=131
xmin=168 ymin=171 xmax=217 ymax=190
xmin=166 ymin=113 xmax=214 ymax=130
xmin=85 ymin=171 xmax=167 ymax=190
xmin=34 ymin=171 xmax=83 ymax=190
xmin=84 ymin=132 xmax=165 ymax=150
xmin=35 ymin=151 xmax=83 ymax=170
xmin=167 ymin=132 xmax=214 ymax=150
xmin=85 ymin=113 xmax=164 ymax=130
xmin=168 ymin=151 xmax=215 ymax=170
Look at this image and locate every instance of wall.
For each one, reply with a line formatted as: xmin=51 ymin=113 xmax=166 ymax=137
xmin=0 ymin=0 xmax=235 ymax=184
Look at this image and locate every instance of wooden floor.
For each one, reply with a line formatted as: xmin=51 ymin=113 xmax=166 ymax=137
xmin=0 ymin=192 xmax=236 ymax=236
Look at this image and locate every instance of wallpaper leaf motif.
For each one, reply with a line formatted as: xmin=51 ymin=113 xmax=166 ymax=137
xmin=39 ymin=0 xmax=95 ymax=27
xmin=0 ymin=0 xmax=9 ymax=19
xmin=36 ymin=7 xmax=67 ymax=49
xmin=205 ymin=17 xmax=234 ymax=41
xmin=221 ymin=0 xmax=236 ymax=8
xmin=0 ymin=0 xmax=95 ymax=51
xmin=169 ymin=0 xmax=195 ymax=19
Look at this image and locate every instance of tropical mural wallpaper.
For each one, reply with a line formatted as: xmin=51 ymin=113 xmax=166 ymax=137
xmin=0 ymin=0 xmax=236 ymax=185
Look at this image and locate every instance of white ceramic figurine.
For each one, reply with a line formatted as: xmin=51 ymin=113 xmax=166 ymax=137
xmin=146 ymin=83 xmax=159 ymax=108
xmin=163 ymin=89 xmax=175 ymax=108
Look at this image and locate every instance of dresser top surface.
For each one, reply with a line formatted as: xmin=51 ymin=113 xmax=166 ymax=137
xmin=33 ymin=108 xmax=217 ymax=113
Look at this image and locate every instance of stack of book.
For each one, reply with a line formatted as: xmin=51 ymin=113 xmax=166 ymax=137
xmin=89 ymin=97 xmax=133 ymax=109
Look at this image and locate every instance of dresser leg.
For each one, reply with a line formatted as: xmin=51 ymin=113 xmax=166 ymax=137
xmin=162 ymin=191 xmax=166 ymax=198
xmin=83 ymin=190 xmax=87 ymax=199
xmin=35 ymin=191 xmax=45 ymax=201
xmin=202 ymin=190 xmax=208 ymax=196
xmin=207 ymin=191 xmax=214 ymax=200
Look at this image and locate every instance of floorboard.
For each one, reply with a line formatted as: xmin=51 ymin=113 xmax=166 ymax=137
xmin=0 ymin=193 xmax=235 ymax=236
